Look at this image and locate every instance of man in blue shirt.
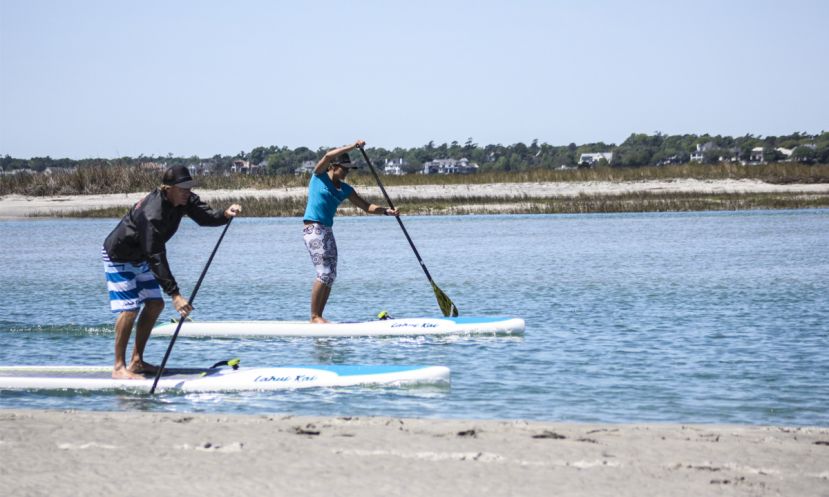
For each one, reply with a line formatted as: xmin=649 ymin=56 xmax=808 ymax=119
xmin=302 ymin=139 xmax=399 ymax=323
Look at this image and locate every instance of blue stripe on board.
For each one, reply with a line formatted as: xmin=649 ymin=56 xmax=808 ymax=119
xmin=290 ymin=365 xmax=426 ymax=376
xmin=443 ymin=316 xmax=510 ymax=324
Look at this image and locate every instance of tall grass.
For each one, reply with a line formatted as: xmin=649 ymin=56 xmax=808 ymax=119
xmin=3 ymin=162 xmax=827 ymax=197
xmin=54 ymin=191 xmax=829 ymax=218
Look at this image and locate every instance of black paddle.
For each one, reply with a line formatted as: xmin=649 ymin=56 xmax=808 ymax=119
xmin=357 ymin=147 xmax=459 ymax=317
xmin=149 ymin=217 xmax=234 ymax=394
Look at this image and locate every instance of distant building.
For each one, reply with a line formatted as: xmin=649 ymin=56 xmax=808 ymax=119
xmin=139 ymin=161 xmax=166 ymax=171
xmin=422 ymin=158 xmax=478 ymax=175
xmin=690 ymin=142 xmax=716 ymax=163
xmin=656 ymin=155 xmax=683 ymax=166
xmin=384 ymin=158 xmax=408 ymax=175
xmin=776 ymin=147 xmax=794 ymax=161
xmin=749 ymin=147 xmax=765 ymax=163
xmin=231 ymin=159 xmax=266 ymax=175
xmin=188 ymin=161 xmax=215 ymax=176
xmin=294 ymin=160 xmax=316 ymax=175
xmin=577 ymin=152 xmax=613 ymax=167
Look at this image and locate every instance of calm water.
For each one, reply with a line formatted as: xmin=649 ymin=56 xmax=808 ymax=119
xmin=1 ymin=210 xmax=827 ymax=425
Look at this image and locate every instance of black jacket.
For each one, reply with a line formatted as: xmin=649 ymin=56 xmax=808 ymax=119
xmin=103 ymin=188 xmax=228 ymax=296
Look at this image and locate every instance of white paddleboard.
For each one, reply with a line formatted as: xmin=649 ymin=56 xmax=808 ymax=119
xmin=0 ymin=364 xmax=450 ymax=392
xmin=152 ymin=316 xmax=525 ymax=338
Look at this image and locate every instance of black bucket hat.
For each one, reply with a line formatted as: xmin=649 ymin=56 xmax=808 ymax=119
xmin=162 ymin=165 xmax=195 ymax=188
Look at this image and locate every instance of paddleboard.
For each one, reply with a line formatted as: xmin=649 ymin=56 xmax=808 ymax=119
xmin=0 ymin=364 xmax=450 ymax=392
xmin=152 ymin=316 xmax=525 ymax=338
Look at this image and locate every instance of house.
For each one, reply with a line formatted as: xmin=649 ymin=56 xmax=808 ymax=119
xmin=690 ymin=142 xmax=716 ymax=163
xmin=231 ymin=159 xmax=266 ymax=175
xmin=422 ymin=158 xmax=479 ymax=175
xmin=139 ymin=161 xmax=166 ymax=171
xmin=577 ymin=152 xmax=613 ymax=167
xmin=188 ymin=161 xmax=215 ymax=176
xmin=749 ymin=147 xmax=765 ymax=163
xmin=384 ymin=158 xmax=407 ymax=175
xmin=294 ymin=160 xmax=316 ymax=175
xmin=747 ymin=146 xmax=802 ymax=164
xmin=656 ymin=155 xmax=683 ymax=166
xmin=776 ymin=147 xmax=794 ymax=161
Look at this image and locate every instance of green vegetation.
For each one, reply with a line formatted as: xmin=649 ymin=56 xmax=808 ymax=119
xmin=2 ymin=131 xmax=828 ymax=181
xmin=3 ymin=131 xmax=827 ymax=216
xmin=2 ymin=161 xmax=828 ymax=198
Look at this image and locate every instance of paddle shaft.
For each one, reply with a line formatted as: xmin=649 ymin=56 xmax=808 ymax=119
xmin=149 ymin=217 xmax=233 ymax=394
xmin=357 ymin=148 xmax=438 ymax=281
xmin=358 ymin=147 xmax=457 ymax=316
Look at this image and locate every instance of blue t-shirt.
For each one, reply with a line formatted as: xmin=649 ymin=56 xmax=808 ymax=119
xmin=303 ymin=172 xmax=354 ymax=226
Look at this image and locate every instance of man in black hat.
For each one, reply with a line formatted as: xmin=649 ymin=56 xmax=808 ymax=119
xmin=302 ymin=140 xmax=399 ymax=323
xmin=102 ymin=165 xmax=241 ymax=379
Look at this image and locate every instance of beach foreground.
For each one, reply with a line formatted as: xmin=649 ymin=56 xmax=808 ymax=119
xmin=0 ymin=410 xmax=826 ymax=497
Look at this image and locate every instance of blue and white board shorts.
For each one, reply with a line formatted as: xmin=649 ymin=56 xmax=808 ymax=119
xmin=303 ymin=223 xmax=338 ymax=287
xmin=102 ymin=247 xmax=163 ymax=313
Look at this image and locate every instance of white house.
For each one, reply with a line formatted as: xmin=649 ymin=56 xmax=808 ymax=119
xmin=577 ymin=152 xmax=613 ymax=166
xmin=384 ymin=158 xmax=407 ymax=175
xmin=422 ymin=158 xmax=479 ymax=175
xmin=231 ymin=159 xmax=266 ymax=175
xmin=294 ymin=160 xmax=316 ymax=175
xmin=749 ymin=147 xmax=765 ymax=163
xmin=776 ymin=147 xmax=794 ymax=161
xmin=690 ymin=142 xmax=716 ymax=163
xmin=188 ymin=161 xmax=215 ymax=176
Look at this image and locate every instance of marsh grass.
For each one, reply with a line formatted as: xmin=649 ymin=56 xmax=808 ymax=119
xmin=4 ymin=162 xmax=828 ymax=197
xmin=53 ymin=191 xmax=829 ymax=218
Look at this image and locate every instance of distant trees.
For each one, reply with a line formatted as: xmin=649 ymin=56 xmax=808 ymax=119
xmin=2 ymin=132 xmax=827 ymax=176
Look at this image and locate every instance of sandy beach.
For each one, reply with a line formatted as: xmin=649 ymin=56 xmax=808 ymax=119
xmin=0 ymin=410 xmax=826 ymax=497
xmin=1 ymin=178 xmax=828 ymax=218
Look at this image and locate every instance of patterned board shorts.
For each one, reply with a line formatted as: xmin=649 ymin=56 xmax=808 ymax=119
xmin=102 ymin=247 xmax=163 ymax=313
xmin=303 ymin=223 xmax=338 ymax=287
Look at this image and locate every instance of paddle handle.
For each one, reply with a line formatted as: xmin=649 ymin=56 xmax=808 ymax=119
xmin=149 ymin=217 xmax=234 ymax=394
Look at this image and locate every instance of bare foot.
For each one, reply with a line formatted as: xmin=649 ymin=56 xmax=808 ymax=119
xmin=112 ymin=367 xmax=145 ymax=380
xmin=310 ymin=316 xmax=330 ymax=324
xmin=127 ymin=360 xmax=159 ymax=374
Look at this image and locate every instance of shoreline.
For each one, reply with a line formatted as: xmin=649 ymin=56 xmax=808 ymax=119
xmin=1 ymin=409 xmax=827 ymax=496
xmin=1 ymin=178 xmax=828 ymax=218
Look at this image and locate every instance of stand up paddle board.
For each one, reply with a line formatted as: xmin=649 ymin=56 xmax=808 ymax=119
xmin=152 ymin=316 xmax=525 ymax=338
xmin=0 ymin=363 xmax=450 ymax=392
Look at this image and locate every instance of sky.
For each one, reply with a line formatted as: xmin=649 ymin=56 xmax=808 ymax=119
xmin=1 ymin=0 xmax=827 ymax=159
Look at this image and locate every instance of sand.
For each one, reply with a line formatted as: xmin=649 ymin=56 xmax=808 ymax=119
xmin=1 ymin=179 xmax=828 ymax=218
xmin=0 ymin=409 xmax=827 ymax=497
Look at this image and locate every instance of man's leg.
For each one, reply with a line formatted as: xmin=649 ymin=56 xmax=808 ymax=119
xmin=310 ymin=279 xmax=331 ymax=324
xmin=113 ymin=310 xmax=143 ymax=379
xmin=128 ymin=299 xmax=164 ymax=374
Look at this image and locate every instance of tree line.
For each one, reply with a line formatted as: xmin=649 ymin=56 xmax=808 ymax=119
xmin=2 ymin=131 xmax=827 ymax=175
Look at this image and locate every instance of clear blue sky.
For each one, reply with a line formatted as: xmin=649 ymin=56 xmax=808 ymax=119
xmin=1 ymin=0 xmax=827 ymax=159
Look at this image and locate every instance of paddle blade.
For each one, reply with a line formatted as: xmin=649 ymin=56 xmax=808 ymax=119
xmin=432 ymin=282 xmax=459 ymax=317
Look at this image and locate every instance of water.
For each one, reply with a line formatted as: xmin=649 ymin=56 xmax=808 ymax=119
xmin=1 ymin=210 xmax=827 ymax=424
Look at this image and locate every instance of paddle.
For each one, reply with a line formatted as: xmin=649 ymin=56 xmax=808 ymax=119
xmin=357 ymin=147 xmax=459 ymax=317
xmin=149 ymin=217 xmax=234 ymax=394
